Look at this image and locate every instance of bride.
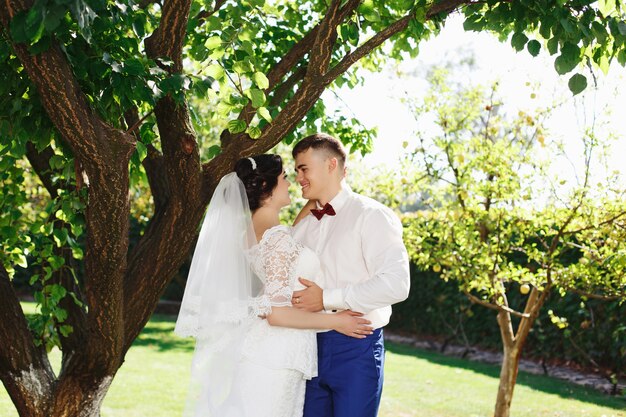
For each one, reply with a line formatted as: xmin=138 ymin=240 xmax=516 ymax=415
xmin=174 ymin=154 xmax=373 ymax=417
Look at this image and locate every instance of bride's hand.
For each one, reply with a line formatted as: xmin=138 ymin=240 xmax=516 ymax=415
xmin=332 ymin=310 xmax=374 ymax=339
xmin=293 ymin=199 xmax=317 ymax=226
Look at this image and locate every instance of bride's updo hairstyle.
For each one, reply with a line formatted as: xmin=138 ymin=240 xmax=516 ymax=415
xmin=234 ymin=154 xmax=283 ymax=211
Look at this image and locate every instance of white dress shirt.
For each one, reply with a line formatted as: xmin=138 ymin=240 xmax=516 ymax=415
xmin=292 ymin=188 xmax=410 ymax=329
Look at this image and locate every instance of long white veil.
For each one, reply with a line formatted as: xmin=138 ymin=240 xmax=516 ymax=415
xmin=174 ymin=172 xmax=263 ymax=416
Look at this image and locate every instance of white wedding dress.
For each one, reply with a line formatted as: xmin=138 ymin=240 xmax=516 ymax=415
xmin=211 ymin=225 xmax=320 ymax=417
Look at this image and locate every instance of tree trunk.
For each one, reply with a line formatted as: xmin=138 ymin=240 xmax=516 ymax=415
xmin=1 ymin=367 xmax=53 ymax=417
xmin=494 ymin=344 xmax=521 ymax=417
xmin=49 ymin=374 xmax=114 ymax=417
xmin=493 ymin=289 xmax=543 ymax=417
xmin=2 ymin=372 xmax=116 ymax=417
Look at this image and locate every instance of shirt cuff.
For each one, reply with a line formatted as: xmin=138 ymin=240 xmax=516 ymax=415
xmin=323 ymin=288 xmax=347 ymax=311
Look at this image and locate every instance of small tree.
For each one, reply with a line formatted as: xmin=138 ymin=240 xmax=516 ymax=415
xmin=403 ymin=70 xmax=626 ymax=417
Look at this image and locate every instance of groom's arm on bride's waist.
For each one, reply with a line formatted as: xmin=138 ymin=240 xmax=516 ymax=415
xmin=323 ymin=207 xmax=410 ymax=314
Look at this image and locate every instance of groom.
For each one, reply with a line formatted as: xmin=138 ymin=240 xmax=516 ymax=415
xmin=291 ymin=133 xmax=410 ymax=417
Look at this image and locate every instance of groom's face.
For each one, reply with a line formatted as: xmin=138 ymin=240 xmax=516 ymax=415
xmin=295 ymin=148 xmax=334 ymax=200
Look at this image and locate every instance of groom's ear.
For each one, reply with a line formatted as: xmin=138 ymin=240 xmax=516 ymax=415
xmin=327 ymin=157 xmax=338 ymax=173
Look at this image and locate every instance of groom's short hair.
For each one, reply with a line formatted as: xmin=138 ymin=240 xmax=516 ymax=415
xmin=292 ymin=133 xmax=346 ymax=168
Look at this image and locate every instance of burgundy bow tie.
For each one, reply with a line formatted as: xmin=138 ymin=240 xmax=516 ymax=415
xmin=311 ymin=203 xmax=336 ymax=220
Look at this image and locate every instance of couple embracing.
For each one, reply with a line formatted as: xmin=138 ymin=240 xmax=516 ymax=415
xmin=175 ymin=133 xmax=410 ymax=417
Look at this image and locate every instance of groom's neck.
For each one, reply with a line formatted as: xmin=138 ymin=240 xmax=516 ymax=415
xmin=316 ymin=181 xmax=343 ymax=206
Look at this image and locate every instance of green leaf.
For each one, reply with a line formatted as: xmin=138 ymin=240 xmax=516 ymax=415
xmin=135 ymin=141 xmax=147 ymax=162
xmin=510 ymin=32 xmax=528 ymax=52
xmin=527 ymin=40 xmax=541 ymax=57
xmin=415 ymin=7 xmax=426 ymax=24
xmin=217 ymin=101 xmax=234 ymax=116
xmin=206 ymin=64 xmax=225 ymax=80
xmin=357 ymin=0 xmax=374 ymax=14
xmin=233 ymin=60 xmax=253 ymax=74
xmin=44 ymin=6 xmax=66 ymax=32
xmin=597 ymin=54 xmax=610 ymax=75
xmin=617 ymin=49 xmax=626 ymax=66
xmin=29 ymin=274 xmax=40 ymax=285
xmin=249 ymin=88 xmax=266 ymax=108
xmin=247 ymin=125 xmax=262 ymax=139
xmin=59 ymin=325 xmax=74 ymax=337
xmin=346 ymin=22 xmax=359 ymax=46
xmin=16 ymin=253 xmax=28 ymax=268
xmin=26 ymin=7 xmax=45 ymax=44
xmin=539 ymin=17 xmax=553 ymax=39
xmin=554 ymin=43 xmax=580 ymax=74
xmin=53 ymin=307 xmax=68 ymax=321
xmin=559 ymin=17 xmax=575 ymax=34
xmin=598 ymin=0 xmax=616 ymax=16
xmin=546 ymin=37 xmax=559 ymax=55
xmin=132 ymin=18 xmax=146 ymax=39
xmin=568 ymin=73 xmax=587 ymax=95
xmin=124 ymin=59 xmax=144 ymax=76
xmin=258 ymin=106 xmax=272 ymax=122
xmin=227 ymin=119 xmax=247 ymax=134
xmin=204 ymin=36 xmax=222 ymax=50
xmin=463 ymin=14 xmax=485 ymax=32
xmin=252 ymin=72 xmax=269 ymax=89
xmin=363 ymin=10 xmax=381 ymax=22
xmin=591 ymin=21 xmax=608 ymax=42
xmin=207 ymin=145 xmax=221 ymax=159
xmin=50 ymin=284 xmax=67 ymax=302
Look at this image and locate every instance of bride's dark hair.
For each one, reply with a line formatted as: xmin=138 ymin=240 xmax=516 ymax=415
xmin=234 ymin=154 xmax=283 ymax=211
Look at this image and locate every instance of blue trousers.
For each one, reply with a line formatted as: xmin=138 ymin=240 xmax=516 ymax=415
xmin=303 ymin=328 xmax=385 ymax=417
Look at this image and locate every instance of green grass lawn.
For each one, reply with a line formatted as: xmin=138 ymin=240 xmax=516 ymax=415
xmin=1 ymin=311 xmax=625 ymax=417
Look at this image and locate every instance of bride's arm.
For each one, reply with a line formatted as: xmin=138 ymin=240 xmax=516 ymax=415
xmin=293 ymin=200 xmax=316 ymax=226
xmin=267 ymin=307 xmax=372 ymax=339
xmin=259 ymin=231 xmax=372 ymax=338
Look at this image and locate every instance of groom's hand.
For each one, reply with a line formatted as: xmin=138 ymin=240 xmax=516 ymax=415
xmin=291 ymin=278 xmax=323 ymax=312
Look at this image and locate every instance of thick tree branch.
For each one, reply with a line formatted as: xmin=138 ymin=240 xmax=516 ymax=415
xmin=123 ymin=0 xmax=208 ymax=347
xmin=269 ymin=66 xmax=308 ymax=107
xmin=0 ymin=7 xmax=134 ymax=166
xmin=145 ymin=0 xmax=192 ymax=73
xmin=264 ymin=0 xmax=359 ymax=91
xmin=308 ymin=0 xmax=355 ymax=79
xmin=429 ymin=0 xmax=474 ymax=16
xmin=496 ymin=310 xmax=515 ymax=349
xmin=514 ymin=287 xmax=541 ymax=343
xmin=2 ymin=0 xmax=136 ymax=377
xmin=0 ymin=262 xmax=54 ymax=414
xmin=324 ymin=15 xmax=410 ymax=83
xmin=324 ymin=0 xmax=472 ymax=83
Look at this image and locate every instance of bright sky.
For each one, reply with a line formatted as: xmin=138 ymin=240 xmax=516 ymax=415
xmin=322 ymin=14 xmax=626 ymax=188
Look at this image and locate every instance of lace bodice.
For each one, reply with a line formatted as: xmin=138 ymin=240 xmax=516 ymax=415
xmin=249 ymin=225 xmax=303 ymax=311
xmin=243 ymin=225 xmax=320 ymax=379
